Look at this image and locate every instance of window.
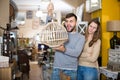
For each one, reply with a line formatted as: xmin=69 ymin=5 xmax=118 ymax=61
xmin=86 ymin=0 xmax=101 ymax=13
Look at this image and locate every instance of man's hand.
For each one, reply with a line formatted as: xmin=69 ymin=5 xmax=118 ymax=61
xmin=53 ymin=45 xmax=66 ymax=52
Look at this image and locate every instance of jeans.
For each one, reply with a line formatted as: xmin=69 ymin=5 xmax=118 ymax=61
xmin=77 ymin=65 xmax=98 ymax=80
xmin=51 ymin=68 xmax=77 ymax=80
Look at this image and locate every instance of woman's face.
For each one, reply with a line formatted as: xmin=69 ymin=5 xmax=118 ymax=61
xmin=88 ymin=22 xmax=98 ymax=34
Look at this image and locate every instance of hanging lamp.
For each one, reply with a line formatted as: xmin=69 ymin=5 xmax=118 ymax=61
xmin=47 ymin=1 xmax=54 ymax=16
xmin=36 ymin=5 xmax=43 ymax=17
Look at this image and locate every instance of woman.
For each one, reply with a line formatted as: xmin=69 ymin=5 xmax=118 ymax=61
xmin=77 ymin=18 xmax=101 ymax=80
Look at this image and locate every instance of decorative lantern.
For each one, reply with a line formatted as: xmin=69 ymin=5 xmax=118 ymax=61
xmin=39 ymin=22 xmax=68 ymax=47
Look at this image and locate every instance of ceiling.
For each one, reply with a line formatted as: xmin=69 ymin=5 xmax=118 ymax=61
xmin=12 ymin=0 xmax=81 ymax=15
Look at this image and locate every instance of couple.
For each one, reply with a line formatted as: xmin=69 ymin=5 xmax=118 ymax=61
xmin=51 ymin=13 xmax=101 ymax=80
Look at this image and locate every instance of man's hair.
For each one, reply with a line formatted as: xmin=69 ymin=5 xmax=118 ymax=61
xmin=65 ymin=13 xmax=77 ymax=21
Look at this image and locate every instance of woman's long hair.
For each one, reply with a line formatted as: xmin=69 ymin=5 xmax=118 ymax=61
xmin=85 ymin=18 xmax=101 ymax=47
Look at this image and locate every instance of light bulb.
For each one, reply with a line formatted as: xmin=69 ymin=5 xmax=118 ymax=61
xmin=36 ymin=10 xmax=43 ymax=17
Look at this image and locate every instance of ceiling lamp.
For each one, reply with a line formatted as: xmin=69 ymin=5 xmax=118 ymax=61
xmin=36 ymin=6 xmax=43 ymax=17
xmin=47 ymin=1 xmax=54 ymax=16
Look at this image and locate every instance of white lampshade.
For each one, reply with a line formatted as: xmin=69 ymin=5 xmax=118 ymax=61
xmin=107 ymin=20 xmax=120 ymax=31
xmin=36 ymin=6 xmax=43 ymax=17
xmin=36 ymin=10 xmax=43 ymax=17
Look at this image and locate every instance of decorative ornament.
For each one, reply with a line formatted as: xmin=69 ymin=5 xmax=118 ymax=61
xmin=39 ymin=22 xmax=68 ymax=47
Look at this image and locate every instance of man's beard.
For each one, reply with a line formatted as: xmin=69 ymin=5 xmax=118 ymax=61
xmin=67 ymin=26 xmax=75 ymax=32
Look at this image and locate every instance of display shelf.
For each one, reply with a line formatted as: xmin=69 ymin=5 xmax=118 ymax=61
xmin=99 ymin=67 xmax=118 ymax=80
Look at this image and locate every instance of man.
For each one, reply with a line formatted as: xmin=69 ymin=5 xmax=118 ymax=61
xmin=51 ymin=13 xmax=85 ymax=80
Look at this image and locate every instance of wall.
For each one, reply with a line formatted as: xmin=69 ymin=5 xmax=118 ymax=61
xmin=91 ymin=0 xmax=120 ymax=66
xmin=0 ymin=0 xmax=9 ymax=35
xmin=17 ymin=10 xmax=61 ymax=38
xmin=77 ymin=0 xmax=91 ymax=21
xmin=17 ymin=0 xmax=91 ymax=38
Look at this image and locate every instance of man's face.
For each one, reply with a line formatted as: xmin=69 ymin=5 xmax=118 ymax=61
xmin=65 ymin=16 xmax=77 ymax=32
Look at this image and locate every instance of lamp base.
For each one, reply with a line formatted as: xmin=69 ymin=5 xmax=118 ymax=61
xmin=110 ymin=32 xmax=120 ymax=49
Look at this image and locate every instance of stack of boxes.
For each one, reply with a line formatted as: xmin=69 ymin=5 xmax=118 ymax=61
xmin=0 ymin=56 xmax=9 ymax=68
xmin=107 ymin=49 xmax=120 ymax=71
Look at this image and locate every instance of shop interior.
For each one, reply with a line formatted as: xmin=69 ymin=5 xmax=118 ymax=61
xmin=0 ymin=0 xmax=120 ymax=80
